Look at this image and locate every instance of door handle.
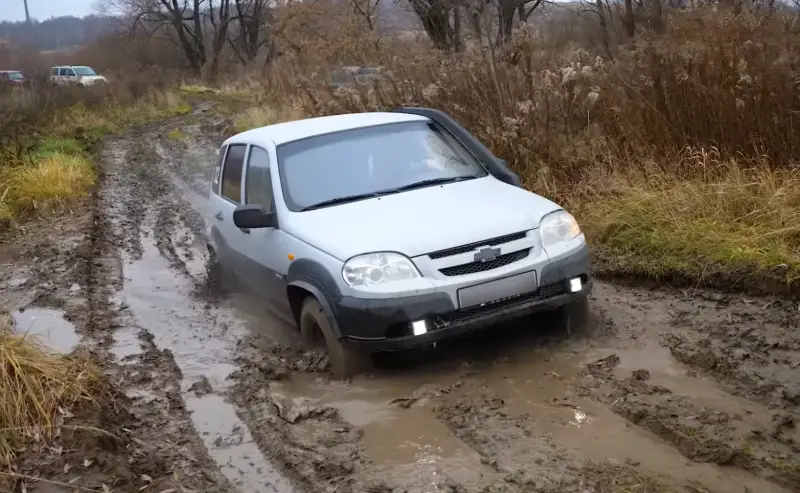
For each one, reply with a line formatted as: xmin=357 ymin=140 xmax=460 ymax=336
xmin=240 ymin=228 xmax=250 ymax=235
xmin=214 ymin=212 xmax=223 ymax=221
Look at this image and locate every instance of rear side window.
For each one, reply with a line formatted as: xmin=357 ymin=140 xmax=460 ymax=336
xmin=221 ymin=144 xmax=246 ymax=203
xmin=245 ymin=146 xmax=273 ymax=212
xmin=59 ymin=68 xmax=69 ymax=76
xmin=212 ymin=146 xmax=226 ymax=193
xmin=51 ymin=67 xmax=58 ymax=75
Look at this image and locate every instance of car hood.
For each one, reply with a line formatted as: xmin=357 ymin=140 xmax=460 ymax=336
xmin=80 ymin=75 xmax=106 ymax=82
xmin=282 ymin=176 xmax=562 ymax=260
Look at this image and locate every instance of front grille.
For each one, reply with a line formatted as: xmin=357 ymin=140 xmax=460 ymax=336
xmin=439 ymin=249 xmax=530 ymax=277
xmin=432 ymin=282 xmax=567 ymax=329
xmin=428 ymin=231 xmax=528 ymax=260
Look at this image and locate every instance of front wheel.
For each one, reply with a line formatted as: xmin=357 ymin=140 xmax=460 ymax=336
xmin=556 ymin=297 xmax=590 ymax=338
xmin=299 ymin=297 xmax=373 ymax=380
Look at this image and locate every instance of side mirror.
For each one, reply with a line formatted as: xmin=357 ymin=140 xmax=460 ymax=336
xmin=233 ymin=205 xmax=278 ymax=229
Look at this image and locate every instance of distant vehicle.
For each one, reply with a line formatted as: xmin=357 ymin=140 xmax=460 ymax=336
xmin=330 ymin=66 xmax=381 ymax=89
xmin=50 ymin=65 xmax=107 ymax=87
xmin=0 ymin=70 xmax=26 ymax=86
xmin=207 ymin=107 xmax=593 ymax=379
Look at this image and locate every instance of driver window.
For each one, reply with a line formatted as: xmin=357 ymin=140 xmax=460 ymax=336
xmin=244 ymin=146 xmax=274 ymax=212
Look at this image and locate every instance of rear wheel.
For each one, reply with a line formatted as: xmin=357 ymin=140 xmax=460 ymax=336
xmin=300 ymin=297 xmax=373 ymax=379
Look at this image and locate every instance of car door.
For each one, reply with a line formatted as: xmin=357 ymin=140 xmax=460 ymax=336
xmin=209 ymin=143 xmax=249 ymax=279
xmin=239 ymin=145 xmax=294 ymax=322
xmin=58 ymin=68 xmax=71 ymax=84
xmin=66 ymin=68 xmax=78 ymax=84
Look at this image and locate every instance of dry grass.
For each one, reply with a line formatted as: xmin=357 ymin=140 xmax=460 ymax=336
xmin=0 ymin=313 xmax=99 ymax=467
xmin=50 ymin=89 xmax=191 ymax=136
xmin=579 ymin=162 xmax=800 ymax=288
xmin=0 ymin=73 xmax=192 ymax=226
xmin=232 ymin=103 xmax=305 ymax=133
xmin=1 ymin=152 xmax=95 ymax=217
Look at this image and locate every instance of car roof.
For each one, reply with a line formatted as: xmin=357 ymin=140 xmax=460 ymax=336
xmin=0 ymin=70 xmax=22 ymax=73
xmin=225 ymin=112 xmax=429 ymax=147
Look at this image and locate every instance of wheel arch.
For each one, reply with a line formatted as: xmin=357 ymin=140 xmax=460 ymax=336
xmin=287 ymin=280 xmax=342 ymax=339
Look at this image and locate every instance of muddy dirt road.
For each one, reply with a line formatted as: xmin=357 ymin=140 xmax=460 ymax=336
xmin=1 ymin=102 xmax=798 ymax=492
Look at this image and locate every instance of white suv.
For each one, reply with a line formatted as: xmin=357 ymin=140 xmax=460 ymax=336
xmin=208 ymin=107 xmax=593 ymax=378
xmin=50 ymin=65 xmax=107 ymax=87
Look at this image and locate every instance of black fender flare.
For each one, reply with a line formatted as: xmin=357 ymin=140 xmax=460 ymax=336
xmin=287 ymin=280 xmax=343 ymax=339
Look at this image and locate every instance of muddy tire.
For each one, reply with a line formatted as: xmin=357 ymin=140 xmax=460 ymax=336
xmin=300 ymin=297 xmax=373 ymax=379
xmin=205 ymin=244 xmax=236 ymax=293
xmin=556 ymin=297 xmax=590 ymax=337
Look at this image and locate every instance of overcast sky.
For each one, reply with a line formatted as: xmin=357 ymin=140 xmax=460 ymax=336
xmin=1 ymin=0 xmax=97 ymax=22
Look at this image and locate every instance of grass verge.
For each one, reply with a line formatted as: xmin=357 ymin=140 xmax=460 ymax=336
xmin=1 ymin=151 xmax=95 ymax=219
xmin=577 ymin=165 xmax=799 ymax=295
xmin=1 ymin=87 xmax=191 ymax=228
xmin=231 ymin=104 xmax=304 ymax=134
xmin=0 ymin=313 xmax=99 ymax=467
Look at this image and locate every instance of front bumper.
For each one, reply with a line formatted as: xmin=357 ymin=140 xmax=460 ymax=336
xmin=331 ymin=244 xmax=592 ymax=351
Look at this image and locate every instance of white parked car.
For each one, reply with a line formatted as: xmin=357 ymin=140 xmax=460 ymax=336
xmin=50 ymin=65 xmax=107 ymax=87
xmin=208 ymin=107 xmax=593 ymax=378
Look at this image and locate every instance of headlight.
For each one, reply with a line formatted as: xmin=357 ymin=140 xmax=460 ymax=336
xmin=539 ymin=210 xmax=581 ymax=247
xmin=342 ymin=252 xmax=421 ymax=286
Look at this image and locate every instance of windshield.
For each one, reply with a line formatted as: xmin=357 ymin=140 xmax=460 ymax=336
xmin=7 ymin=72 xmax=23 ymax=81
xmin=277 ymin=121 xmax=488 ymax=212
xmin=73 ymin=66 xmax=97 ymax=76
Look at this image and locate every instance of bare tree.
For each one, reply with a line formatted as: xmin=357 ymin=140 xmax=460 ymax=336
xmin=407 ymin=0 xmax=455 ymax=50
xmin=229 ymin=0 xmax=273 ymax=64
xmin=497 ymin=0 xmax=544 ymax=44
xmin=408 ymin=0 xmax=546 ymax=49
xmin=206 ymin=0 xmax=233 ymax=79
xmin=650 ymin=0 xmax=663 ymax=34
xmin=350 ymin=0 xmax=381 ymax=32
xmin=111 ymin=0 xmax=235 ymax=76
xmin=622 ymin=0 xmax=635 ymax=38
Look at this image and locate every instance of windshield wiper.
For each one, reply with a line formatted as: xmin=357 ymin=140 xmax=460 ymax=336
xmin=392 ymin=175 xmax=477 ymax=192
xmin=300 ymin=191 xmax=394 ymax=211
xmin=299 ymin=176 xmax=478 ymax=211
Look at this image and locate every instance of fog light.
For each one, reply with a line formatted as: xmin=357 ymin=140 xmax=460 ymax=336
xmin=569 ymin=277 xmax=583 ymax=293
xmin=412 ymin=320 xmax=428 ymax=336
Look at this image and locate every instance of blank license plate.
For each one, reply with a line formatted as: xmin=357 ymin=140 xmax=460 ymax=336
xmin=457 ymin=270 xmax=538 ymax=309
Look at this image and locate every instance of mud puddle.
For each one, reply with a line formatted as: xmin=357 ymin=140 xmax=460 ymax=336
xmin=11 ymin=307 xmax=80 ymax=353
xmin=270 ymin=372 xmax=496 ymax=491
xmin=267 ymin=331 xmax=792 ymax=492
xmin=186 ymin=393 xmax=294 ymax=493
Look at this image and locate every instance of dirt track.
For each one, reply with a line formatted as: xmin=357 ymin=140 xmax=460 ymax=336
xmin=1 ymin=101 xmax=798 ymax=493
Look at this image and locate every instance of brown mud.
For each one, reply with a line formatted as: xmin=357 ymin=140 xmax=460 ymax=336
xmin=1 ymin=101 xmax=797 ymax=492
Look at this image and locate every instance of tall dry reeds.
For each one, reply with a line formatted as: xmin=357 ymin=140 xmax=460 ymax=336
xmin=234 ymin=8 xmax=800 ymax=294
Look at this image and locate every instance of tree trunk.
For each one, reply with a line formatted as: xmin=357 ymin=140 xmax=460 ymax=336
xmin=623 ymin=0 xmax=636 ymax=38
xmin=497 ymin=0 xmax=516 ymax=45
xmin=417 ymin=7 xmax=452 ymax=50
xmin=595 ymin=0 xmax=612 ymax=59
xmin=651 ymin=0 xmax=664 ymax=34
xmin=453 ymin=6 xmax=463 ymax=52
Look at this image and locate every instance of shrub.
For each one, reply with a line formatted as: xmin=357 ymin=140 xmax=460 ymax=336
xmin=1 ymin=152 xmax=95 ymax=217
xmin=0 ymin=313 xmax=99 ymax=467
